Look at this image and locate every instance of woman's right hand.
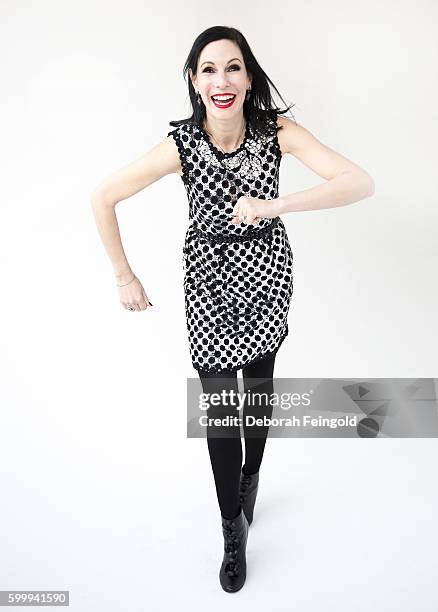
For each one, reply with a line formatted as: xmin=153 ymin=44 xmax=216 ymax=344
xmin=116 ymin=273 xmax=153 ymax=311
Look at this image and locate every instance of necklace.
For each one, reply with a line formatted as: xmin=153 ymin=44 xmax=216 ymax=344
xmin=203 ymin=119 xmax=246 ymax=155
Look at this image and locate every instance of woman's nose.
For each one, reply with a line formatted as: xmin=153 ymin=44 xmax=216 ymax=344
xmin=215 ymin=72 xmax=230 ymax=88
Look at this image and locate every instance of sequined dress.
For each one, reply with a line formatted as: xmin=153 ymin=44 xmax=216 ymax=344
xmin=167 ymin=110 xmax=294 ymax=374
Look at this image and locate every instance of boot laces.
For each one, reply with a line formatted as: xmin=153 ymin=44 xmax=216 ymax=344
xmin=223 ymin=522 xmax=241 ymax=577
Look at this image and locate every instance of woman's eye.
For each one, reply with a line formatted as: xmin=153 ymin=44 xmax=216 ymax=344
xmin=202 ymin=65 xmax=240 ymax=73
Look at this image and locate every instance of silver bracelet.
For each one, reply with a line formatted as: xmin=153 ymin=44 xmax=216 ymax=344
xmin=117 ymin=274 xmax=136 ymax=287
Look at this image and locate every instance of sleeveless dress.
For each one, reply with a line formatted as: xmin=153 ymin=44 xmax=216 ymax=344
xmin=167 ymin=110 xmax=294 ymax=374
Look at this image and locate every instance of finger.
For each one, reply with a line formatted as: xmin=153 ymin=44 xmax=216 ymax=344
xmin=136 ymin=295 xmax=147 ymax=310
xmin=232 ymin=198 xmax=242 ymax=216
xmin=126 ymin=301 xmax=139 ymax=312
xmin=233 ymin=205 xmax=241 ymax=222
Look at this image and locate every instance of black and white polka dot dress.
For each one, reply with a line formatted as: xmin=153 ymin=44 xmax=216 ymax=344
xmin=167 ymin=110 xmax=294 ymax=374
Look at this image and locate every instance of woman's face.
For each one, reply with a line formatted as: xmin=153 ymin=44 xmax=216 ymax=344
xmin=190 ymin=39 xmax=252 ymax=122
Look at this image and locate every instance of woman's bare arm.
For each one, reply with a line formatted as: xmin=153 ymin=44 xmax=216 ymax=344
xmin=90 ymin=136 xmax=182 ymax=285
xmin=275 ymin=116 xmax=375 ymax=214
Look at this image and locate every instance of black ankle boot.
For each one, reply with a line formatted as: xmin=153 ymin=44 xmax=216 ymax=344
xmin=239 ymin=468 xmax=259 ymax=526
xmin=219 ymin=507 xmax=249 ymax=593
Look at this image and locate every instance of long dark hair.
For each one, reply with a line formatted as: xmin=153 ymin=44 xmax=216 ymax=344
xmin=169 ymin=25 xmax=296 ymax=138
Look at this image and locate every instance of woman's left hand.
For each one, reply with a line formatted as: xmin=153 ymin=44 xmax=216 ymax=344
xmin=231 ymin=196 xmax=280 ymax=225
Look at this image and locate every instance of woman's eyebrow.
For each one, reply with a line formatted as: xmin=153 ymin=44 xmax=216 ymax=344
xmin=200 ymin=58 xmax=242 ymax=67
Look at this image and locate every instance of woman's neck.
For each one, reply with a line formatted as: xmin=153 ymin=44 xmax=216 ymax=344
xmin=203 ymin=115 xmax=246 ymax=152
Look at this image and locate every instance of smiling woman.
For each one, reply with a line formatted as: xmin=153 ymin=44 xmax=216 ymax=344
xmin=163 ymin=27 xmax=300 ymax=594
xmin=90 ymin=23 xmax=374 ymax=596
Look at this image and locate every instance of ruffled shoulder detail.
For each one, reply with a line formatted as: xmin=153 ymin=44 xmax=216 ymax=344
xmin=261 ymin=110 xmax=281 ymax=160
xmin=167 ymin=123 xmax=194 ymax=185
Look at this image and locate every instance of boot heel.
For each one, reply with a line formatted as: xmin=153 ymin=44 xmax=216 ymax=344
xmin=239 ymin=468 xmax=259 ymax=526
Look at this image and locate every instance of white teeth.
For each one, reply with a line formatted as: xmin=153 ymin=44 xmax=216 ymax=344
xmin=212 ymin=95 xmax=236 ymax=102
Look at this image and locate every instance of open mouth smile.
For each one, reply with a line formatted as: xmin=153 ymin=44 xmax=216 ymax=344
xmin=210 ymin=94 xmax=237 ymax=108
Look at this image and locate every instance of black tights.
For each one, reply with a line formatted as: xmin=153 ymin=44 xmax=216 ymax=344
xmin=198 ymin=353 xmax=275 ymax=520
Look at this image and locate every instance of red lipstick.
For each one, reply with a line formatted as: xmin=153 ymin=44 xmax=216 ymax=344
xmin=210 ymin=93 xmax=237 ymax=109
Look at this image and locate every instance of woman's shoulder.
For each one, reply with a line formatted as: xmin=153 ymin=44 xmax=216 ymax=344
xmin=274 ymin=113 xmax=302 ymax=156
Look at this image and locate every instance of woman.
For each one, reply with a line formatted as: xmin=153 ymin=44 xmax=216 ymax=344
xmin=91 ymin=26 xmax=374 ymax=593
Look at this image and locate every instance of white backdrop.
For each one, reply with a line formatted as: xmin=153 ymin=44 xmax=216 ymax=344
xmin=1 ymin=1 xmax=437 ymax=610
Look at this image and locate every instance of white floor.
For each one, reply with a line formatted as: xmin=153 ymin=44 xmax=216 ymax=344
xmin=1 ymin=433 xmax=437 ymax=611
